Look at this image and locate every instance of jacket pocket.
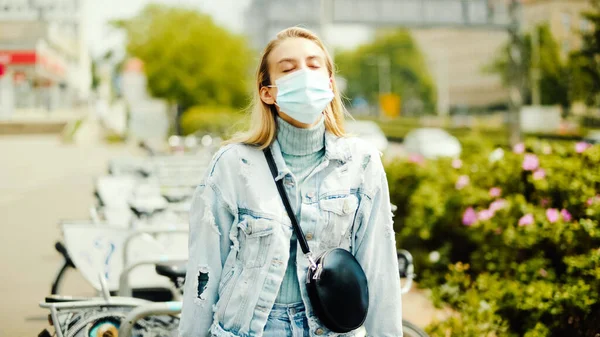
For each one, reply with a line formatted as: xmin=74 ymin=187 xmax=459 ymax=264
xmin=319 ymin=194 xmax=359 ymax=248
xmin=236 ymin=216 xmax=275 ymax=269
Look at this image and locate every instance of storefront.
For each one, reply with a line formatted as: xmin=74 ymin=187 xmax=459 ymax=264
xmin=0 ymin=42 xmax=68 ymax=114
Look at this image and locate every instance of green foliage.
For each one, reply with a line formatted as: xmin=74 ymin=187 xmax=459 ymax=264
xmin=386 ymin=140 xmax=600 ymax=336
xmin=90 ymin=60 xmax=100 ymax=90
xmin=568 ymin=0 xmax=600 ymax=106
xmin=335 ymin=30 xmax=437 ymax=115
xmin=179 ymin=105 xmax=248 ymax=137
xmin=486 ymin=24 xmax=568 ymax=107
xmin=113 ymin=4 xmax=253 ymax=110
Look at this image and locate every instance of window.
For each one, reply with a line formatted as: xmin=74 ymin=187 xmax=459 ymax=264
xmin=562 ymin=12 xmax=571 ymax=31
xmin=562 ymin=40 xmax=570 ymax=54
xmin=581 ymin=18 xmax=590 ymax=32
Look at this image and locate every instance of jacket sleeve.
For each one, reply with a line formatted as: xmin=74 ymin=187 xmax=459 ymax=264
xmin=354 ymin=157 xmax=403 ymax=337
xmin=179 ymin=180 xmax=235 ymax=337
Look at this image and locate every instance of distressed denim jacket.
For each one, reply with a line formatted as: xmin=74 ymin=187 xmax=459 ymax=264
xmin=180 ymin=132 xmax=403 ymax=337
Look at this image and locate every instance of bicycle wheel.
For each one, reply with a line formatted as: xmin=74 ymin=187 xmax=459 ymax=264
xmin=402 ymin=320 xmax=429 ymax=337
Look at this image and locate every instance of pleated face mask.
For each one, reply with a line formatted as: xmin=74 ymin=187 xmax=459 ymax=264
xmin=268 ymin=68 xmax=334 ymax=124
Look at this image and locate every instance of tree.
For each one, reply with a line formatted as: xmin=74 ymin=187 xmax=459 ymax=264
xmin=112 ymin=4 xmax=253 ymax=110
xmin=335 ymin=30 xmax=437 ymax=116
xmin=487 ymin=24 xmax=569 ymax=108
xmin=569 ymin=0 xmax=600 ymax=107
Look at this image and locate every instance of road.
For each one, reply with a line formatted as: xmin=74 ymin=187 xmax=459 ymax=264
xmin=0 ymin=130 xmax=443 ymax=336
xmin=0 ymin=134 xmax=137 ymax=336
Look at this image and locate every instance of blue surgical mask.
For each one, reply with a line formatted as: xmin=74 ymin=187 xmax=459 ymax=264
xmin=268 ymin=68 xmax=334 ymax=124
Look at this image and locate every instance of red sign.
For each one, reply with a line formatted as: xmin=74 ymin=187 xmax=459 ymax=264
xmin=0 ymin=64 xmax=5 ymax=77
xmin=0 ymin=50 xmax=65 ymax=78
xmin=0 ymin=51 xmax=37 ymax=65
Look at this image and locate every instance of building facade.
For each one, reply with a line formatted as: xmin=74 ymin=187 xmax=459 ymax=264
xmin=0 ymin=0 xmax=91 ymax=117
xmin=244 ymin=0 xmax=593 ymax=114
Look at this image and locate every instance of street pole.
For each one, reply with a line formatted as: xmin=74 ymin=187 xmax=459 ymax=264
xmin=437 ymin=48 xmax=450 ymax=116
xmin=378 ymin=56 xmax=391 ymax=94
xmin=507 ymin=0 xmax=524 ymax=146
xmin=320 ymin=0 xmax=331 ymax=59
xmin=531 ymin=26 xmax=541 ymax=106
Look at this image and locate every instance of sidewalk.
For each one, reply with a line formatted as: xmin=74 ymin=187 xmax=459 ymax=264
xmin=0 ymin=109 xmax=87 ymax=135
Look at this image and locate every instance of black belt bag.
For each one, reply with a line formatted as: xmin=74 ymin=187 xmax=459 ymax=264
xmin=264 ymin=148 xmax=369 ymax=333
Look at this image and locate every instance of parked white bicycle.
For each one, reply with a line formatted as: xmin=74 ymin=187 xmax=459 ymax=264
xmin=39 ymin=249 xmax=429 ymax=337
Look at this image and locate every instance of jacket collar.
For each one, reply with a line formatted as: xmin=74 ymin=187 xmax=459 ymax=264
xmin=269 ymin=132 xmax=352 ymax=181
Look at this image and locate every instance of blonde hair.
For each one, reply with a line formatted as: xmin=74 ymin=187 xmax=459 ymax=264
xmin=225 ymin=27 xmax=347 ymax=149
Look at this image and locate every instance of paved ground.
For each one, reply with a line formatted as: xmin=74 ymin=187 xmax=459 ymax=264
xmin=0 ymin=131 xmax=139 ymax=336
xmin=0 ymin=118 xmax=447 ymax=336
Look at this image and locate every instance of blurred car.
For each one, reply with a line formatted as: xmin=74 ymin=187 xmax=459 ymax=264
xmin=584 ymin=130 xmax=600 ymax=144
xmin=403 ymin=127 xmax=462 ymax=159
xmin=345 ymin=120 xmax=389 ymax=153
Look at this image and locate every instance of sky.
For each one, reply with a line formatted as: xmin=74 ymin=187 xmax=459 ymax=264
xmin=83 ymin=0 xmax=372 ymax=58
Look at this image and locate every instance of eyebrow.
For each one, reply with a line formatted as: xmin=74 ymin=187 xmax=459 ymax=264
xmin=277 ymin=55 xmax=323 ymax=64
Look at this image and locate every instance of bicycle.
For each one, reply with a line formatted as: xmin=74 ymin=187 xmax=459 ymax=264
xmin=397 ymin=249 xmax=429 ymax=337
xmin=51 ymin=221 xmax=189 ymax=302
xmin=40 ymin=249 xmax=429 ymax=337
xmin=40 ymin=269 xmax=184 ymax=337
xmin=52 ymin=163 xmax=196 ymax=297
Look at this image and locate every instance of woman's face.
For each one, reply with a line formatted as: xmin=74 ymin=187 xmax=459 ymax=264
xmin=267 ymin=37 xmax=329 ymax=85
xmin=260 ymin=37 xmax=331 ymax=127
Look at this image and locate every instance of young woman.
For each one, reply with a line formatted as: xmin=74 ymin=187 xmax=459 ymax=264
xmin=180 ymin=27 xmax=403 ymax=337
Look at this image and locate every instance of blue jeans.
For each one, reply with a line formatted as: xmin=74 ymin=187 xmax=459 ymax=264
xmin=263 ymin=302 xmax=309 ymax=337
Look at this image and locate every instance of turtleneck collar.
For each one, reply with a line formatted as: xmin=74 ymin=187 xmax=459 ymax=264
xmin=276 ymin=115 xmax=326 ymax=156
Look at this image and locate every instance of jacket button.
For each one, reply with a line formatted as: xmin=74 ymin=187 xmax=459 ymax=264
xmin=342 ymin=200 xmax=350 ymax=213
xmin=315 ymin=328 xmax=324 ymax=335
xmin=306 ymin=233 xmax=314 ymax=240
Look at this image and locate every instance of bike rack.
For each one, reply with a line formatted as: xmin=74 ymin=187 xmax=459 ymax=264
xmin=119 ymin=226 xmax=188 ymax=297
xmin=118 ymin=301 xmax=182 ymax=337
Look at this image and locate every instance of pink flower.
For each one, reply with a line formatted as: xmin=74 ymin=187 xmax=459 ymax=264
xmin=513 ymin=143 xmax=525 ymax=154
xmin=542 ymin=145 xmax=552 ymax=155
xmin=539 ymin=269 xmax=548 ymax=278
xmin=518 ymin=214 xmax=534 ymax=226
xmin=541 ymin=198 xmax=550 ymax=207
xmin=522 ymin=154 xmax=540 ymax=171
xmin=489 ymin=199 xmax=508 ymax=213
xmin=560 ymin=209 xmax=572 ymax=222
xmin=586 ymin=195 xmax=600 ymax=206
xmin=575 ymin=142 xmax=591 ymax=153
xmin=478 ymin=209 xmax=495 ymax=221
xmin=452 ymin=159 xmax=463 ymax=169
xmin=546 ymin=208 xmax=559 ymax=223
xmin=533 ymin=168 xmax=546 ymax=180
xmin=489 ymin=187 xmax=502 ymax=198
xmin=462 ymin=207 xmax=477 ymax=226
xmin=455 ymin=175 xmax=470 ymax=190
xmin=408 ymin=154 xmax=425 ymax=165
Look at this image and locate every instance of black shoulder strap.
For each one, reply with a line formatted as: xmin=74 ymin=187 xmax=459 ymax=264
xmin=263 ymin=148 xmax=311 ymax=255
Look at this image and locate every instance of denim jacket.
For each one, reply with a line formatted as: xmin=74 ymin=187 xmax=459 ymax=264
xmin=180 ymin=132 xmax=403 ymax=337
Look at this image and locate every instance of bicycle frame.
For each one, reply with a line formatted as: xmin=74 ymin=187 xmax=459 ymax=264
xmin=115 ymin=249 xmax=418 ymax=337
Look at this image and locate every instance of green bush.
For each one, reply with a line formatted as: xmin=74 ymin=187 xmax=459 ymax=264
xmin=179 ymin=105 xmax=249 ymax=137
xmin=385 ymin=140 xmax=600 ymax=336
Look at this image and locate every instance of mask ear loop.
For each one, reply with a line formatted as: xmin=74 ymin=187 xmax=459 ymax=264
xmin=266 ymin=85 xmax=279 ymax=108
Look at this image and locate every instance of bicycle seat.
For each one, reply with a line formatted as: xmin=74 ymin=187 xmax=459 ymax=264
xmin=397 ymin=249 xmax=414 ymax=278
xmin=128 ymin=198 xmax=167 ymax=218
xmin=45 ymin=295 xmax=89 ymax=303
xmin=162 ymin=189 xmax=191 ymax=203
xmin=155 ymin=262 xmax=187 ymax=280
